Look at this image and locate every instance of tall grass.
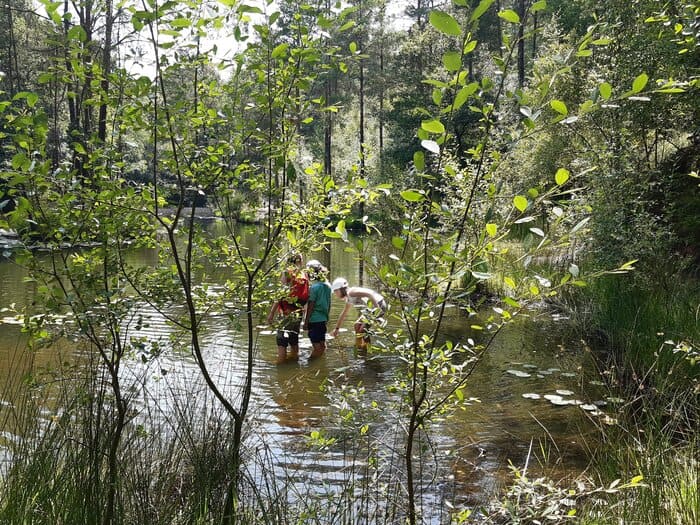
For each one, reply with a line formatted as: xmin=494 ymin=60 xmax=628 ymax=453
xmin=0 ymin=350 xmax=431 ymax=525
xmin=563 ymin=267 xmax=699 ymax=525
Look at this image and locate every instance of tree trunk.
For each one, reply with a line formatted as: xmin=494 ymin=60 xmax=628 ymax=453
xmin=98 ymin=0 xmax=113 ymax=143
xmin=517 ymin=0 xmax=525 ymax=87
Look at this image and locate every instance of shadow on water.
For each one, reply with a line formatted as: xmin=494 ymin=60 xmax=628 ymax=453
xmin=0 ymin=225 xmax=609 ymax=510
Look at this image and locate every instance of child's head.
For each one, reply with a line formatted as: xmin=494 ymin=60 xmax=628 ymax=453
xmin=306 ymin=259 xmax=326 ymax=280
xmin=331 ymin=277 xmax=348 ymax=297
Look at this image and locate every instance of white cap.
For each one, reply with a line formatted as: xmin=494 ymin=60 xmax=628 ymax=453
xmin=306 ymin=259 xmax=323 ymax=271
xmin=331 ymin=277 xmax=348 ymax=291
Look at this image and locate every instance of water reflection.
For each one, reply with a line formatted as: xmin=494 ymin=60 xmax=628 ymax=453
xmin=0 ymin=224 xmax=603 ymax=509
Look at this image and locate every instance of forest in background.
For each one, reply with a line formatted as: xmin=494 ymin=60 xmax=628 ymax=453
xmin=0 ymin=0 xmax=698 ymax=523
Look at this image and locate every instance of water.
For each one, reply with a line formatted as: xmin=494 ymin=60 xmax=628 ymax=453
xmin=0 ymin=224 xmax=609 ymax=513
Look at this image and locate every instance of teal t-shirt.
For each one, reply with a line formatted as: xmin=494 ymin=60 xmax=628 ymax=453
xmin=308 ymin=280 xmax=331 ymax=323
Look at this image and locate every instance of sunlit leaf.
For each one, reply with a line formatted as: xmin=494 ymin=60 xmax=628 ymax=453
xmin=550 ymin=99 xmax=568 ymax=115
xmin=555 ymin=168 xmax=570 ymax=185
xmin=451 ymin=83 xmax=479 ymax=112
xmin=486 ymin=223 xmax=497 ymax=237
xmin=531 ymin=0 xmax=546 ymax=12
xmin=400 ymin=190 xmax=425 ymax=202
xmin=498 ymin=9 xmax=520 ymax=24
xmin=631 ymin=73 xmax=648 ymax=94
xmin=463 ymin=40 xmax=477 ymax=54
xmin=429 ymin=10 xmax=461 ymax=36
xmin=170 ymin=17 xmax=191 ymax=28
xmin=513 ymin=195 xmax=528 ymax=212
xmin=413 ymin=151 xmax=425 ymax=171
xmin=470 ymin=0 xmax=495 ymax=22
xmin=442 ymin=50 xmax=462 ymax=72
xmin=271 ymin=43 xmax=288 ymax=58
xmin=421 ymin=140 xmax=440 ymax=154
xmin=421 ymin=119 xmax=445 ymax=134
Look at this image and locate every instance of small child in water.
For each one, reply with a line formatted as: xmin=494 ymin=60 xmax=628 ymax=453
xmin=330 ymin=278 xmax=387 ymax=352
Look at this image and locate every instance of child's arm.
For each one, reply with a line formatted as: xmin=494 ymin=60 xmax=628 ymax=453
xmin=331 ymin=301 xmax=352 ymax=337
xmin=266 ymin=301 xmax=280 ymax=324
xmin=302 ymin=300 xmax=315 ymax=330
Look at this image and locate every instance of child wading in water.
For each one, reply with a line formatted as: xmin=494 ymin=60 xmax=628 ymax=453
xmin=303 ymin=260 xmax=331 ymax=359
xmin=267 ymin=253 xmax=309 ymax=364
xmin=330 ymin=278 xmax=387 ymax=352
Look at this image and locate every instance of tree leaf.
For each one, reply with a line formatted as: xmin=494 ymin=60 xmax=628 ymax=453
xmin=632 ymin=73 xmax=648 ymax=94
xmin=401 ymin=190 xmax=425 ymax=202
xmin=513 ymin=195 xmax=528 ymax=212
xmin=555 ymin=168 xmax=570 ymax=185
xmin=599 ymin=82 xmax=612 ymax=100
xmin=571 ymin=217 xmax=590 ymax=233
xmin=271 ymin=43 xmax=288 ymax=58
xmin=550 ymin=99 xmax=568 ymax=115
xmin=498 ymin=9 xmax=520 ymax=24
xmin=421 ymin=119 xmax=445 ymax=134
xmin=486 ymin=223 xmax=497 ymax=237
xmin=451 ymin=83 xmax=479 ymax=111
xmin=26 ymin=92 xmax=39 ymax=108
xmin=463 ymin=40 xmax=477 ymax=54
xmin=391 ymin=236 xmax=405 ymax=249
xmin=421 ymin=140 xmax=440 ymax=154
xmin=470 ymin=0 xmax=495 ymax=22
xmin=413 ymin=151 xmax=425 ymax=171
xmin=442 ymin=50 xmax=462 ymax=72
xmin=171 ymin=17 xmax=191 ymax=28
xmin=531 ymin=0 xmax=547 ymax=12
xmin=429 ymin=11 xmax=462 ymax=36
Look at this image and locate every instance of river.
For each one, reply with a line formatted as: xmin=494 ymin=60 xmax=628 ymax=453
xmin=0 ymin=222 xmax=616 ymax=516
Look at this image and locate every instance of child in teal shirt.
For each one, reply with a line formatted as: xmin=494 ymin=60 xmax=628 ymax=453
xmin=302 ymin=259 xmax=331 ymax=358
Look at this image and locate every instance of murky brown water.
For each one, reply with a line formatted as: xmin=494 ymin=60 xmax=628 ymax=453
xmin=0 ymin=223 xmax=612 ymax=513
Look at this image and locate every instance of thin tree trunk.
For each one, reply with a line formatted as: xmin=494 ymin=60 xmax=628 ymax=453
xmin=98 ymin=0 xmax=113 ymax=143
xmin=532 ymin=11 xmax=538 ymax=59
xmin=517 ymin=0 xmax=525 ymax=87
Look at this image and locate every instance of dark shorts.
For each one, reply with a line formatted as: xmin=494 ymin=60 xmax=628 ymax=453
xmin=276 ymin=315 xmax=301 ymax=347
xmin=307 ymin=321 xmax=327 ymax=343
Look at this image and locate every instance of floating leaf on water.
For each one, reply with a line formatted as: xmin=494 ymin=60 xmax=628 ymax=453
xmin=543 ymin=394 xmax=563 ymax=402
xmin=536 ymin=374 xmax=545 ymax=379
xmin=522 ymin=393 xmax=541 ymax=400
xmin=259 ymin=330 xmax=275 ymax=336
xmin=538 ymin=369 xmax=553 ymax=375
xmin=569 ymin=399 xmax=584 ymax=406
xmin=547 ymin=368 xmax=561 ymax=373
xmin=580 ymin=404 xmax=597 ymax=411
xmin=594 ymin=400 xmax=608 ymax=406
xmin=589 ymin=380 xmax=605 ymax=386
xmin=506 ymin=370 xmax=532 ymax=378
xmin=556 ymin=389 xmax=574 ymax=396
xmin=561 ymin=372 xmax=577 ymax=378
xmin=0 ymin=316 xmax=23 ymax=325
xmin=553 ymin=398 xmax=572 ymax=406
xmin=522 ymin=364 xmax=538 ymax=369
